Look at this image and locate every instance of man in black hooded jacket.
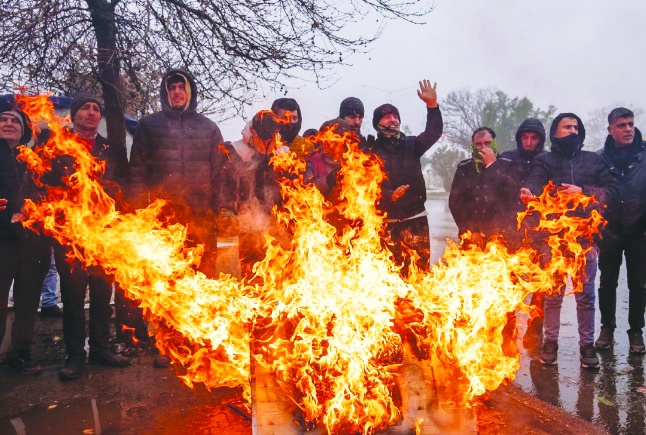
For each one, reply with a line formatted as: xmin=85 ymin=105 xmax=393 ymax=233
xmin=594 ymin=107 xmax=646 ymax=354
xmin=499 ymin=118 xmax=547 ymax=347
xmin=521 ymin=113 xmax=616 ymax=369
xmin=129 ymin=68 xmax=223 ymax=278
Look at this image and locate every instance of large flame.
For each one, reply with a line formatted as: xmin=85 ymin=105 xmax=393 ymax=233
xmin=15 ymin=94 xmax=604 ymax=434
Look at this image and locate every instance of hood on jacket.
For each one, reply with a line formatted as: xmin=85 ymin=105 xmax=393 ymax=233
xmin=549 ymin=112 xmax=586 ymax=154
xmin=515 ymin=118 xmax=546 ymax=158
xmin=160 ymin=68 xmax=198 ymax=113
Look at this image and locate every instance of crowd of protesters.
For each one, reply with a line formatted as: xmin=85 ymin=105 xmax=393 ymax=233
xmin=0 ymin=68 xmax=644 ymax=383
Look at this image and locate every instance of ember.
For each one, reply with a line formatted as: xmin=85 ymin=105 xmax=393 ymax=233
xmin=15 ymin=94 xmax=604 ymax=434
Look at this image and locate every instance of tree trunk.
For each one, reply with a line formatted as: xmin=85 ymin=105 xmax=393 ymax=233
xmin=87 ymin=0 xmax=126 ymax=150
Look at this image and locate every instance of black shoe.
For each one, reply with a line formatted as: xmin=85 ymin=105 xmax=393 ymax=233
xmin=595 ymin=327 xmax=614 ymax=350
xmin=154 ymin=354 xmax=171 ymax=368
xmin=40 ymin=305 xmax=64 ymax=317
xmin=580 ymin=344 xmax=600 ymax=369
xmin=89 ymin=349 xmax=131 ymax=367
xmin=539 ymin=340 xmax=558 ymax=365
xmin=59 ymin=354 xmax=86 ymax=380
xmin=628 ymin=330 xmax=646 ymax=354
xmin=7 ymin=353 xmax=43 ymax=375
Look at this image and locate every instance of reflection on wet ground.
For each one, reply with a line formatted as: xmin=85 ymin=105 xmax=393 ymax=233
xmin=426 ymin=194 xmax=645 ymax=435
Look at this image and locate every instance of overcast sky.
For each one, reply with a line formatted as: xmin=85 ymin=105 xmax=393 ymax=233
xmin=216 ymin=0 xmax=646 ymax=141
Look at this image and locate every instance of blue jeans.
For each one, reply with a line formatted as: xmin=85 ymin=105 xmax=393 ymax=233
xmin=543 ymin=248 xmax=597 ymax=347
xmin=40 ymin=248 xmax=59 ymax=308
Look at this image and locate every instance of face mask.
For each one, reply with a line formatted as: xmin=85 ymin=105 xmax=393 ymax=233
xmin=280 ymin=124 xmax=300 ymax=144
xmin=376 ymin=124 xmax=401 ymax=139
xmin=552 ymin=133 xmax=582 ymax=156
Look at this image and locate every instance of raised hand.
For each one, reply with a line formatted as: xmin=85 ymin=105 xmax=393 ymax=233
xmin=417 ymin=79 xmax=438 ymax=108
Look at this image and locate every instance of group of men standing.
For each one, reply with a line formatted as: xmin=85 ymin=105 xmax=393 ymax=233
xmin=0 ymin=70 xmax=444 ymax=380
xmin=1 ymin=66 xmax=644 ymax=383
xmin=450 ymin=108 xmax=646 ymax=369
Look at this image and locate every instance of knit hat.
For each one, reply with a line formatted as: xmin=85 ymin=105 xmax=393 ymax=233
xmin=70 ymin=93 xmax=103 ymax=121
xmin=372 ymin=104 xmax=400 ymax=130
xmin=0 ymin=110 xmax=24 ymax=135
xmin=0 ymin=108 xmax=33 ymax=145
xmin=339 ymin=97 xmax=364 ymax=119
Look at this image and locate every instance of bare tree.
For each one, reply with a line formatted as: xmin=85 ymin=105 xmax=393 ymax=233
xmin=422 ymin=142 xmax=467 ymax=192
xmin=0 ymin=0 xmax=431 ymax=148
xmin=442 ymin=87 xmax=556 ymax=152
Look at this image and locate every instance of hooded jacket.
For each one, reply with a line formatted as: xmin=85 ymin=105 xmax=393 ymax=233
xmin=524 ymin=113 xmax=617 ymax=215
xmin=128 ymin=68 xmax=223 ymax=211
xmin=598 ymin=128 xmax=646 ymax=237
xmin=499 ymin=118 xmax=546 ymax=185
xmin=362 ymin=106 xmax=443 ymax=220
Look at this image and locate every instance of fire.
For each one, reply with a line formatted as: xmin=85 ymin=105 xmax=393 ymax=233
xmin=15 ymin=94 xmax=603 ymax=434
xmin=121 ymin=325 xmax=141 ymax=345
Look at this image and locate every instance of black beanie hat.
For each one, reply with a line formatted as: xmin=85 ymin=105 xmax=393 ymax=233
xmin=372 ymin=104 xmax=400 ymax=130
xmin=339 ymin=97 xmax=364 ymax=119
xmin=70 ymin=93 xmax=103 ymax=121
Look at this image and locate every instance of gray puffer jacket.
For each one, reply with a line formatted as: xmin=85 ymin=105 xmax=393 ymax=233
xmin=128 ymin=68 xmax=223 ymax=211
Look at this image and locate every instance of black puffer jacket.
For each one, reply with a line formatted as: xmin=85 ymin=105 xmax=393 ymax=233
xmin=524 ymin=113 xmax=617 ymax=209
xmin=128 ymin=68 xmax=223 ymax=211
xmin=449 ymin=158 xmax=518 ymax=239
xmin=598 ymin=128 xmax=646 ymax=237
xmin=363 ymin=106 xmax=443 ymax=220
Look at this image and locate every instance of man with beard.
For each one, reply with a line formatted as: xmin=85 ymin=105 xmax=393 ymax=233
xmin=129 ymin=69 xmax=223 ymax=278
xmin=449 ymin=127 xmax=518 ymax=245
xmin=338 ymin=97 xmax=365 ymax=137
xmin=521 ymin=113 xmax=616 ymax=369
xmin=271 ymin=98 xmax=312 ymax=158
xmin=594 ymin=107 xmax=646 ymax=354
xmin=499 ymin=118 xmax=547 ymax=349
xmin=363 ymin=79 xmax=443 ymax=275
xmin=129 ymin=68 xmax=223 ymax=368
xmin=449 ymin=126 xmax=519 ymax=357
xmin=43 ymin=93 xmax=131 ymax=380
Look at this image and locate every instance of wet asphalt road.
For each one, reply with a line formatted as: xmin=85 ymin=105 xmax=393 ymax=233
xmin=426 ymin=194 xmax=646 ymax=435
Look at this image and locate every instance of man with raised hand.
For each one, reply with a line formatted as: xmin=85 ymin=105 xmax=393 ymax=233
xmin=363 ymin=79 xmax=443 ymax=275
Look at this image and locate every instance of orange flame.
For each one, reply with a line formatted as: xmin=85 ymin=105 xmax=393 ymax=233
xmin=121 ymin=325 xmax=141 ymax=345
xmin=15 ymin=93 xmax=604 ymax=434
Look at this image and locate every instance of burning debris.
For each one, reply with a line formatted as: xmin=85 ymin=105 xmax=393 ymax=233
xmin=14 ymin=94 xmax=603 ymax=434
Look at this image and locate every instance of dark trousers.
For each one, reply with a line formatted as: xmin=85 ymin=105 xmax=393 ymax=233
xmin=53 ymin=243 xmax=113 ymax=356
xmin=3 ymin=232 xmax=51 ymax=355
xmin=0 ymin=238 xmax=21 ymax=346
xmin=114 ymin=283 xmax=148 ymax=344
xmin=384 ymin=216 xmax=431 ymax=276
xmin=598 ymin=233 xmax=646 ymax=331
